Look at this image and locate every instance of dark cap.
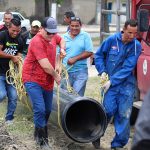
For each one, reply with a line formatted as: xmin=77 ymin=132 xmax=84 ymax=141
xmin=42 ymin=17 xmax=58 ymax=33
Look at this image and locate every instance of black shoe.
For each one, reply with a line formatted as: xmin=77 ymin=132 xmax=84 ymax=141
xmin=92 ymin=138 xmax=100 ymax=149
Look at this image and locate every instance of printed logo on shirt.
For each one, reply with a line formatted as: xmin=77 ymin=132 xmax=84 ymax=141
xmin=26 ymin=38 xmax=31 ymax=44
xmin=111 ymin=46 xmax=118 ymax=50
xmin=4 ymin=42 xmax=18 ymax=55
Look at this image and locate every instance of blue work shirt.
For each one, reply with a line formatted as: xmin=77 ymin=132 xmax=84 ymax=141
xmin=95 ymin=32 xmax=142 ymax=87
xmin=62 ymin=30 xmax=93 ymax=72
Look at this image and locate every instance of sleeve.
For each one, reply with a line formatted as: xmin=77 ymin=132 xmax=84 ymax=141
xmin=84 ymin=32 xmax=93 ymax=52
xmin=94 ymin=36 xmax=112 ymax=75
xmin=0 ymin=31 xmax=6 ymax=46
xmin=55 ymin=34 xmax=62 ymax=45
xmin=17 ymin=36 xmax=24 ymax=54
xmin=110 ymin=41 xmax=142 ymax=86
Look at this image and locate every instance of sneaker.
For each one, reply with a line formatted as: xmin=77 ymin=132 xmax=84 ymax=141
xmin=92 ymin=138 xmax=100 ymax=149
xmin=5 ymin=120 xmax=13 ymax=125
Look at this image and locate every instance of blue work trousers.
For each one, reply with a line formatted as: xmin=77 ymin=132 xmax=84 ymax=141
xmin=61 ymin=69 xmax=88 ymax=96
xmin=0 ymin=75 xmax=17 ymax=121
xmin=68 ymin=69 xmax=88 ymax=96
xmin=103 ymin=84 xmax=135 ymax=148
xmin=24 ymin=82 xmax=53 ymax=128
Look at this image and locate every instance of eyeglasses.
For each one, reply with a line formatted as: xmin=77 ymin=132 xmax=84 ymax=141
xmin=47 ymin=32 xmax=55 ymax=35
xmin=70 ymin=17 xmax=80 ymax=21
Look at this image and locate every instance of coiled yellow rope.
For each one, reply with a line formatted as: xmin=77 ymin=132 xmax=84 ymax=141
xmin=6 ymin=59 xmax=32 ymax=111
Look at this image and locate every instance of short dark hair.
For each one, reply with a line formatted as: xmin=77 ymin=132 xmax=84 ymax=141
xmin=124 ymin=19 xmax=138 ymax=29
xmin=70 ymin=17 xmax=82 ymax=25
xmin=10 ymin=18 xmax=21 ymax=27
xmin=4 ymin=10 xmax=12 ymax=17
xmin=64 ymin=11 xmax=75 ymax=18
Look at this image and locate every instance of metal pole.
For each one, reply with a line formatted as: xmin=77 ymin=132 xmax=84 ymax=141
xmin=126 ymin=0 xmax=130 ymax=19
xmin=116 ymin=0 xmax=120 ymax=32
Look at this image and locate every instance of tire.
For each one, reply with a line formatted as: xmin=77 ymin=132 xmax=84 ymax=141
xmin=130 ymin=107 xmax=139 ymax=126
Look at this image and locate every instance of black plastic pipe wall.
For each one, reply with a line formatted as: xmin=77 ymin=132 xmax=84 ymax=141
xmin=50 ymin=88 xmax=107 ymax=143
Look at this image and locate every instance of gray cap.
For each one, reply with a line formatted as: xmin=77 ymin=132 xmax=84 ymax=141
xmin=43 ymin=17 xmax=58 ymax=33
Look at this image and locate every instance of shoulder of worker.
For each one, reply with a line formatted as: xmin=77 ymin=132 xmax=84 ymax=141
xmin=0 ymin=24 xmax=5 ymax=31
xmin=21 ymin=30 xmax=30 ymax=39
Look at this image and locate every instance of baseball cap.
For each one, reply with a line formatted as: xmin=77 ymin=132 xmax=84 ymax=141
xmin=31 ymin=20 xmax=41 ymax=28
xmin=42 ymin=17 xmax=58 ymax=33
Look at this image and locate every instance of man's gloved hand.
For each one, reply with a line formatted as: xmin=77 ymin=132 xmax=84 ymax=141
xmin=100 ymin=72 xmax=108 ymax=81
xmin=102 ymin=80 xmax=111 ymax=93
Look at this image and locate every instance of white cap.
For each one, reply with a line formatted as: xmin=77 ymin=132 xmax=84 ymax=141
xmin=31 ymin=20 xmax=41 ymax=28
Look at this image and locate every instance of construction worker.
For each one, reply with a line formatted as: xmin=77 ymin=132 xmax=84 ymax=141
xmin=63 ymin=11 xmax=75 ymax=31
xmin=0 ymin=18 xmax=23 ymax=124
xmin=22 ymin=17 xmax=65 ymax=149
xmin=21 ymin=20 xmax=41 ymax=59
xmin=60 ymin=17 xmax=93 ymax=96
xmin=0 ymin=11 xmax=13 ymax=32
xmin=93 ymin=19 xmax=142 ymax=149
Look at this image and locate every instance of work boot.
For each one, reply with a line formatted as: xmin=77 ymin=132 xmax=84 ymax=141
xmin=92 ymin=138 xmax=100 ymax=149
xmin=44 ymin=126 xmax=48 ymax=143
xmin=34 ymin=127 xmax=40 ymax=143
xmin=36 ymin=127 xmax=51 ymax=150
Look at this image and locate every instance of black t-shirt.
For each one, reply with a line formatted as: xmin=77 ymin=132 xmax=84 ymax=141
xmin=0 ymin=30 xmax=23 ymax=75
xmin=21 ymin=31 xmax=35 ymax=55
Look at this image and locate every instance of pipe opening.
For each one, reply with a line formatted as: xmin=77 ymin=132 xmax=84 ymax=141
xmin=61 ymin=99 xmax=107 ymax=143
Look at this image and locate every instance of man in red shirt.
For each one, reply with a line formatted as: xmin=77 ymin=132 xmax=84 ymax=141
xmin=22 ymin=17 xmax=65 ymax=149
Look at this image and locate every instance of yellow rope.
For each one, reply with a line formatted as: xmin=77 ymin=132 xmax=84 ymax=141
xmin=92 ymin=74 xmax=109 ymax=104
xmin=56 ymin=59 xmax=80 ymax=129
xmin=6 ymin=59 xmax=32 ymax=111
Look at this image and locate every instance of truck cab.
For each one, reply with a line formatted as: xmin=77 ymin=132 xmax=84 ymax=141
xmin=131 ymin=0 xmax=150 ymax=108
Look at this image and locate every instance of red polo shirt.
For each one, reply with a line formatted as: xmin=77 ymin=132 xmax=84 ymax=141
xmin=22 ymin=33 xmax=61 ymax=90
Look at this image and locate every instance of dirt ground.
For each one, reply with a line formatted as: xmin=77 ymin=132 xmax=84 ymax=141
xmin=0 ymin=121 xmax=133 ymax=150
xmin=0 ymin=66 xmax=134 ymax=150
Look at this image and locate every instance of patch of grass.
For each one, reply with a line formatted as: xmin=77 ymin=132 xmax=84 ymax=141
xmin=0 ymin=100 xmax=33 ymax=136
xmin=85 ymin=76 xmax=101 ymax=101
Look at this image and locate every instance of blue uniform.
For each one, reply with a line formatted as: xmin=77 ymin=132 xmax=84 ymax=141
xmin=95 ymin=32 xmax=142 ymax=148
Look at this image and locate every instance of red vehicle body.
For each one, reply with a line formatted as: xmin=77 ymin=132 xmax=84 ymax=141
xmin=131 ymin=0 xmax=150 ymax=103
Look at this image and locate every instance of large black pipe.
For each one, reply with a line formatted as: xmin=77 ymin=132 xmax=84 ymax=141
xmin=50 ymin=88 xmax=107 ymax=143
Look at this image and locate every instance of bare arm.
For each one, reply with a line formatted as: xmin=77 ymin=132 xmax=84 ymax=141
xmin=68 ymin=51 xmax=93 ymax=65
xmin=0 ymin=45 xmax=22 ymax=64
xmin=59 ymin=38 xmax=66 ymax=58
xmin=38 ymin=58 xmax=61 ymax=85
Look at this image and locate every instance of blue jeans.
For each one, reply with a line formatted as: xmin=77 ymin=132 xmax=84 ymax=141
xmin=0 ymin=75 xmax=17 ymax=121
xmin=24 ymin=82 xmax=53 ymax=128
xmin=62 ymin=69 xmax=88 ymax=96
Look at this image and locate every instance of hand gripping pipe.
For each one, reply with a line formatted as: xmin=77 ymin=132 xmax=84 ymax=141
xmin=50 ymin=88 xmax=107 ymax=143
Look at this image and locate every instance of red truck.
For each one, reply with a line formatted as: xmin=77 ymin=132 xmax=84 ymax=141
xmin=130 ymin=0 xmax=150 ymax=124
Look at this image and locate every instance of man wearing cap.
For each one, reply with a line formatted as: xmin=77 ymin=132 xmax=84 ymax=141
xmin=21 ymin=20 xmax=41 ymax=59
xmin=22 ymin=17 xmax=65 ymax=149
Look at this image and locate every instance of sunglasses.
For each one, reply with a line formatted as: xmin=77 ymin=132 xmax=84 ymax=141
xmin=70 ymin=17 xmax=80 ymax=21
xmin=44 ymin=29 xmax=56 ymax=35
xmin=47 ymin=32 xmax=56 ymax=35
